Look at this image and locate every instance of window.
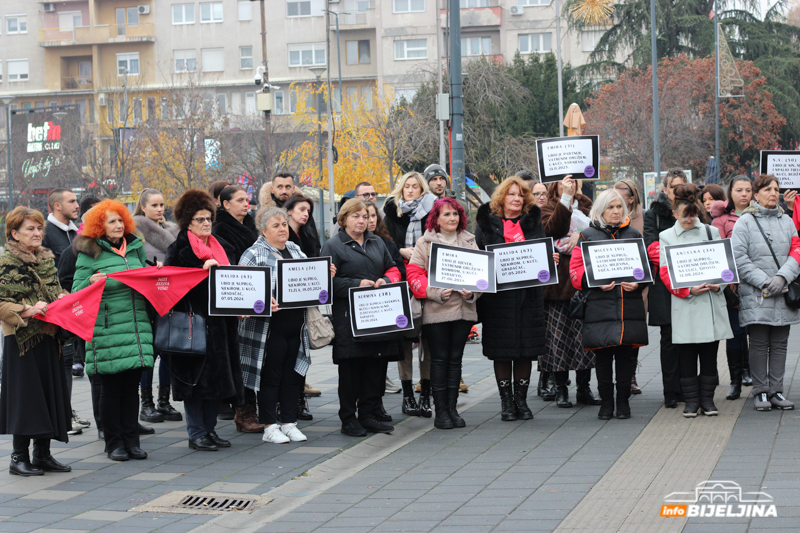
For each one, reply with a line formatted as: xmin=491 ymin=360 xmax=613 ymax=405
xmin=79 ymin=61 xmax=91 ymax=78
xmin=107 ymin=98 xmax=115 ymax=123
xmin=6 ymin=15 xmax=27 ymax=34
xmin=146 ymin=97 xmax=156 ymax=120
xmin=346 ymin=40 xmax=370 ymax=64
xmin=245 ymin=92 xmax=256 ymax=115
xmin=217 ymin=94 xmax=227 ymax=115
xmin=287 ymin=1 xmax=312 ymax=17
xmin=118 ymin=97 xmax=128 ymax=123
xmin=240 ymin=46 xmax=253 ymax=69
xmin=393 ymin=0 xmax=424 ymax=12
xmin=116 ymin=8 xmax=139 ymax=36
xmin=461 ymin=36 xmax=491 ymax=56
xmin=58 ymin=12 xmax=82 ymax=29
xmin=581 ymin=30 xmax=605 ymax=52
xmin=288 ymin=43 xmax=326 ymax=66
xmin=394 ymin=87 xmax=418 ymax=102
xmin=274 ymin=91 xmax=285 ymax=114
xmin=394 ymin=39 xmax=427 ymax=60
xmin=332 ymin=88 xmax=341 ymax=112
xmin=202 ymin=48 xmax=225 ymax=72
xmin=77 ymin=100 xmax=86 ymax=123
xmin=362 ymin=86 xmax=373 ymax=110
xmin=519 ymin=33 xmax=552 ymax=53
xmin=173 ymin=4 xmax=196 ymax=24
xmin=347 ymin=86 xmax=358 ymax=100
xmin=175 ymin=49 xmax=197 ymax=72
xmin=201 ymin=2 xmax=224 ymax=22
xmin=8 ymin=59 xmax=29 ymax=81
xmin=22 ymin=102 xmax=32 ymax=110
xmin=518 ymin=0 xmax=551 ymax=5
xmin=116 ymin=52 xmax=140 ymax=75
xmin=459 ymin=0 xmax=488 ymax=7
xmin=161 ymin=97 xmax=169 ymax=119
xmin=133 ymin=98 xmax=143 ymax=124
xmin=0 ymin=61 xmax=3 ymax=83
xmin=238 ymin=1 xmax=253 ymax=20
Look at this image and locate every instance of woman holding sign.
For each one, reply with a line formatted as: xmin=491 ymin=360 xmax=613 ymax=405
xmin=569 ymin=189 xmax=648 ymax=420
xmin=407 ymin=198 xmax=480 ymax=429
xmin=0 ymin=207 xmax=72 ymax=476
xmin=73 ymin=199 xmax=155 ymax=460
xmin=731 ymin=174 xmax=800 ymax=411
xmin=322 ymin=199 xmax=403 ymax=437
xmin=165 ymin=190 xmax=244 ymax=451
xmin=659 ymin=184 xmax=732 ymax=418
xmin=475 ymin=176 xmax=547 ymax=422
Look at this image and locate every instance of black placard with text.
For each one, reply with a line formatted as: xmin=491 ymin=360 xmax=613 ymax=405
xmin=276 ymin=257 xmax=332 ymax=309
xmin=664 ymin=239 xmax=739 ymax=289
xmin=208 ymin=265 xmax=271 ymax=317
xmin=427 ymin=243 xmax=496 ymax=293
xmin=486 ymin=238 xmax=558 ymax=291
xmin=580 ymin=238 xmax=653 ymax=288
xmin=349 ymin=282 xmax=414 ymax=338
xmin=536 ymin=135 xmax=600 ymax=183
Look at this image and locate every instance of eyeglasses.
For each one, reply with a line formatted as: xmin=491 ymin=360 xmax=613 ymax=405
xmin=358 ymin=192 xmax=377 ymax=199
xmin=191 ymin=217 xmax=213 ymax=224
xmin=532 ymin=192 xmax=546 ymax=198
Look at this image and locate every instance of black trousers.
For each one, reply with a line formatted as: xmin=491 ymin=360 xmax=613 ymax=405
xmin=256 ymin=319 xmax=303 ymax=426
xmin=98 ymin=369 xmax=142 ymax=452
xmin=660 ymin=325 xmax=681 ymax=401
xmin=89 ymin=373 xmax=102 ymax=430
xmin=595 ymin=345 xmax=634 ymax=399
xmin=423 ymin=320 xmax=473 ymax=394
xmin=678 ymin=342 xmax=719 ymax=379
xmin=337 ymin=358 xmax=387 ymax=424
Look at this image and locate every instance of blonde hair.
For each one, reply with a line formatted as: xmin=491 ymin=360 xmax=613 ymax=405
xmin=488 ymin=177 xmax=534 ymax=217
xmin=337 ymin=198 xmax=368 ymax=227
xmin=133 ymin=188 xmax=163 ymax=217
xmin=589 ymin=189 xmax=629 ymax=228
xmin=387 ymin=172 xmax=429 ymax=217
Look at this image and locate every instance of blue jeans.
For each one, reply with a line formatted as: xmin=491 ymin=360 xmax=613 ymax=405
xmin=183 ymin=399 xmax=220 ymax=440
xmin=140 ymin=354 xmax=171 ymax=388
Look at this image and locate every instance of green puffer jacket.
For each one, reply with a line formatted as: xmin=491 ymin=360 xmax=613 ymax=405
xmin=72 ymin=234 xmax=155 ymax=376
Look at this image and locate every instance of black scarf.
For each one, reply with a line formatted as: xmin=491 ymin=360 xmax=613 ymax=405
xmin=212 ymin=208 xmax=259 ymax=262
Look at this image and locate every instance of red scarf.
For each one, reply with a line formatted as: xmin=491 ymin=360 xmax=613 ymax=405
xmin=108 ymin=266 xmax=209 ymax=316
xmin=503 ymin=219 xmax=525 ymax=243
xmin=188 ymin=232 xmax=230 ymax=266
xmin=34 ymin=279 xmax=106 ymax=342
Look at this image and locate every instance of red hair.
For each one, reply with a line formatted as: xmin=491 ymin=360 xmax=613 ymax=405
xmin=81 ymin=199 xmax=136 ymax=239
xmin=425 ymin=198 xmax=468 ymax=233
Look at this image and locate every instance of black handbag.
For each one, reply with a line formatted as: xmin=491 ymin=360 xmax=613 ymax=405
xmin=568 ymin=290 xmax=589 ymax=320
xmin=751 ymin=215 xmax=800 ymax=309
xmin=154 ymin=301 xmax=207 ymax=356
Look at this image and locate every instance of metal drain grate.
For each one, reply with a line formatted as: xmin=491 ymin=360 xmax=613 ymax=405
xmin=178 ymin=494 xmax=254 ymax=511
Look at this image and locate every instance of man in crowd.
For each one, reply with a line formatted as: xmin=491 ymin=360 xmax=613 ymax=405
xmin=354 ymin=182 xmax=377 ymax=201
xmin=42 ymin=188 xmax=80 ymax=263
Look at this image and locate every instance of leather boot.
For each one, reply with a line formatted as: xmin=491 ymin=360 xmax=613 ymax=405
xmin=537 ymin=371 xmax=545 ymax=396
xmin=597 ymin=381 xmax=614 ymax=420
xmin=139 ymin=387 xmax=165 ymax=423
xmin=555 ymin=371 xmax=573 ymax=408
xmin=401 ymin=380 xmax=420 ymax=416
xmin=31 ymin=439 xmax=71 ymax=473
xmin=681 ymin=377 xmax=700 ymax=418
xmin=498 ymin=379 xmax=517 ymax=421
xmin=575 ymin=369 xmax=601 ymax=405
xmin=514 ymin=378 xmax=534 ymax=420
xmin=615 ymin=381 xmax=631 ymax=419
xmin=448 ymin=387 xmax=465 ymax=428
xmin=156 ymin=386 xmax=182 ymax=421
xmin=418 ymin=379 xmax=432 ymax=418
xmin=218 ymin=403 xmax=235 ymax=421
xmin=726 ymin=349 xmax=743 ymax=400
xmin=297 ymin=394 xmax=313 ymax=421
xmin=630 ymin=355 xmax=642 ymax=395
xmin=235 ymin=403 xmax=265 ymax=433
xmin=374 ymin=397 xmax=392 ymax=422
xmin=9 ymin=452 xmax=43 ymax=477
xmin=741 ymin=349 xmax=753 ymax=386
xmin=540 ymin=372 xmax=556 ymax=401
xmin=698 ymin=375 xmax=719 ymax=416
xmin=433 ymin=390 xmax=453 ymax=429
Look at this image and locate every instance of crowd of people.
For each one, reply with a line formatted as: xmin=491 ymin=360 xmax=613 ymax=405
xmin=1 ymin=167 xmax=798 ymax=476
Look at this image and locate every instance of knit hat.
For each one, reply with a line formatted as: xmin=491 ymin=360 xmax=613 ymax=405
xmin=423 ymin=164 xmax=449 ymax=186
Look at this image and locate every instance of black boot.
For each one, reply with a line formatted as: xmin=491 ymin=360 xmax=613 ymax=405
xmin=615 ymin=382 xmax=631 ymax=419
xmin=540 ymin=372 xmax=556 ymax=401
xmin=31 ymin=439 xmax=71 ymax=473
xmin=139 ymin=387 xmax=165 ymax=423
xmin=597 ymin=382 xmax=614 ymax=420
xmin=374 ymin=397 xmax=392 ymax=422
xmin=401 ymin=380 xmax=420 ymax=416
xmin=681 ymin=377 xmax=700 ymax=418
xmin=297 ymin=394 xmax=313 ymax=421
xmin=726 ymin=349 xmax=743 ymax=400
xmin=575 ymin=369 xmax=602 ymax=405
xmin=218 ymin=403 xmax=235 ymax=421
xmin=138 ymin=423 xmax=155 ymax=435
xmin=433 ymin=390 xmax=453 ymax=429
xmin=156 ymin=386 xmax=183 ymax=421
xmin=514 ymin=378 xmax=534 ymax=420
xmin=498 ymin=379 xmax=517 ymax=421
xmin=555 ymin=371 xmax=573 ymax=408
xmin=698 ymin=375 xmax=719 ymax=416
xmin=448 ymin=387 xmax=465 ymax=428
xmin=537 ymin=371 xmax=545 ymax=397
xmin=9 ymin=452 xmax=43 ymax=477
xmin=418 ymin=379 xmax=432 ymax=418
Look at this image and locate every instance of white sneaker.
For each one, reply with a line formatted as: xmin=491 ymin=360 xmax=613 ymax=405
xmin=262 ymin=424 xmax=290 ymax=444
xmin=280 ymin=422 xmax=307 ymax=442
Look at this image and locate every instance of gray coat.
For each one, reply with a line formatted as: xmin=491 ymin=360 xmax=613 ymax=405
xmin=133 ymin=216 xmax=179 ymax=264
xmin=731 ymin=202 xmax=800 ymax=327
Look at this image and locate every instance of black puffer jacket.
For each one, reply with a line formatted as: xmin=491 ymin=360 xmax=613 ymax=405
xmin=212 ymin=208 xmax=259 ymax=264
xmin=164 ymin=230 xmax=245 ymax=405
xmin=474 ymin=203 xmax=547 ymax=361
xmin=383 ymin=198 xmax=430 ymax=251
xmin=321 ymin=228 xmax=403 ymax=364
xmin=643 ymin=192 xmax=675 ymax=326
xmin=573 ymin=221 xmax=648 ymax=350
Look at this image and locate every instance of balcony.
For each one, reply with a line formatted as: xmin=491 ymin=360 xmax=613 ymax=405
xmin=61 ymin=76 xmax=93 ymax=91
xmin=39 ymin=23 xmax=154 ymax=47
xmin=338 ymin=9 xmax=376 ymax=29
xmin=439 ymin=6 xmax=502 ymax=28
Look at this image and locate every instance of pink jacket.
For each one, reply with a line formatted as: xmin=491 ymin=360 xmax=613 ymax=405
xmin=710 ymin=200 xmax=739 ymax=239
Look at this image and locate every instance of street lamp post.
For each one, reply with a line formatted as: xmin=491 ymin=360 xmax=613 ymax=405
xmin=1 ymin=96 xmax=16 ymax=211
xmin=309 ymin=66 xmax=327 ymax=243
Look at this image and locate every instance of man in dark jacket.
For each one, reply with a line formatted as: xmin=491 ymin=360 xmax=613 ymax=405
xmin=42 ymin=188 xmax=80 ymax=263
xmin=643 ymin=168 xmax=687 ymax=408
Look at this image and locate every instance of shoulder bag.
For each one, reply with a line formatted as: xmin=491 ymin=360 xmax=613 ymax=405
xmin=307 ymin=306 xmax=335 ymax=349
xmin=568 ymin=290 xmax=589 ymax=320
xmin=154 ymin=300 xmax=207 ymax=356
xmin=751 ymin=215 xmax=800 ymax=309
